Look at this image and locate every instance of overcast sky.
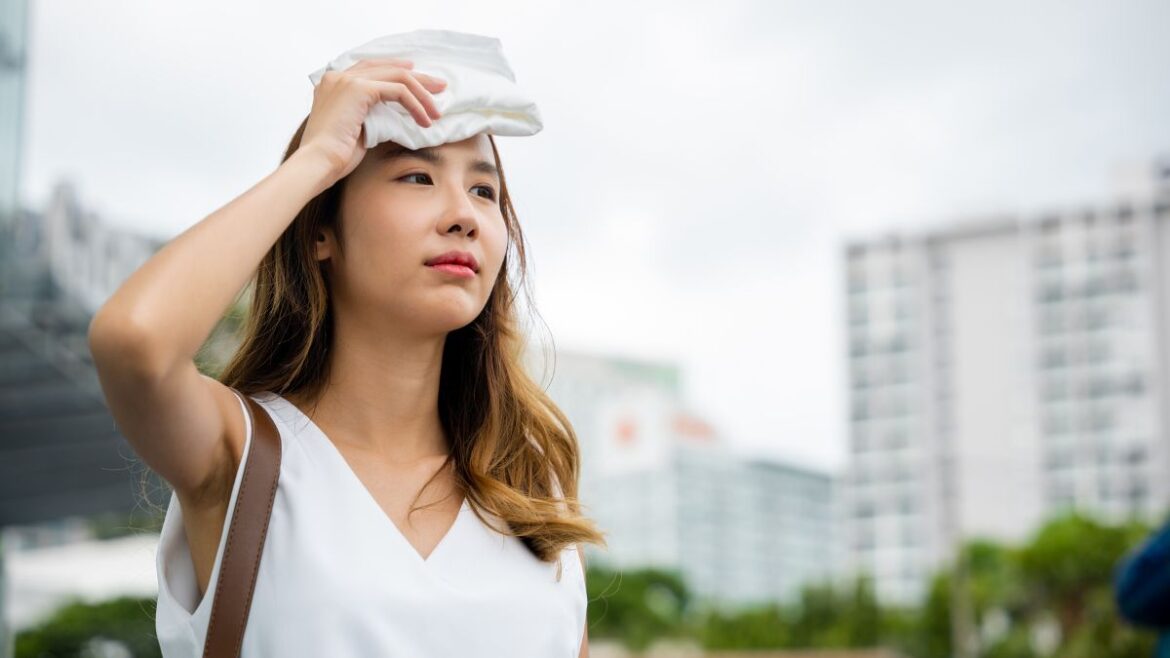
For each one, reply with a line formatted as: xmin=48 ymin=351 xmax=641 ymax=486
xmin=18 ymin=0 xmax=1170 ymax=470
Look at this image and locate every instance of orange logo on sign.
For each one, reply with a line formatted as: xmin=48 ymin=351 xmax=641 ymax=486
xmin=615 ymin=417 xmax=637 ymax=445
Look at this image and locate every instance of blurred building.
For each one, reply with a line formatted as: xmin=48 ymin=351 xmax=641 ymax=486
xmin=2 ymin=179 xmax=172 ymax=518
xmin=842 ymin=159 xmax=1170 ymax=604
xmin=0 ymin=179 xmax=177 ymax=654
xmin=39 ymin=180 xmax=167 ymax=313
xmin=530 ymin=348 xmax=838 ymax=607
xmin=0 ymin=0 xmax=27 ymax=241
xmin=0 ymin=0 xmax=31 ymax=312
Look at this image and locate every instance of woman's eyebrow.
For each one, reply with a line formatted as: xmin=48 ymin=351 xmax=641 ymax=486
xmin=382 ymin=147 xmax=500 ymax=180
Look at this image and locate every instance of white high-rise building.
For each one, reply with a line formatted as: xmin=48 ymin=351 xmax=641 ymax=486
xmin=529 ymin=348 xmax=837 ymax=607
xmin=842 ymin=160 xmax=1170 ymax=604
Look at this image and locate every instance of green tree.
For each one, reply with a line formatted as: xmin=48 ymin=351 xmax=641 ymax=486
xmin=1014 ymin=511 xmax=1155 ymax=657
xmin=696 ymin=602 xmax=788 ymax=649
xmin=886 ymin=515 xmax=1159 ymax=658
xmin=1016 ymin=512 xmax=1145 ymax=637
xmin=694 ymin=575 xmax=886 ymax=651
xmin=15 ymin=596 xmax=160 ymax=658
xmin=583 ymin=562 xmax=691 ymax=652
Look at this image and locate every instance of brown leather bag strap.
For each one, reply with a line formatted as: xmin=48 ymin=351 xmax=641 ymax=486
xmin=203 ymin=389 xmax=282 ymax=658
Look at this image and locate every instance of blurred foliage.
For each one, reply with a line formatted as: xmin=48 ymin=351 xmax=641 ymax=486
xmin=15 ymin=596 xmax=159 ymax=658
xmin=1013 ymin=512 xmax=1155 ymax=657
xmin=583 ymin=563 xmax=692 ymax=651
xmin=193 ymin=291 xmax=250 ymax=379
xmin=695 ymin=576 xmax=881 ymax=650
xmin=87 ymin=507 xmax=165 ymax=540
xmin=582 ymin=510 xmax=1161 ymax=657
xmin=19 ymin=511 xmax=1165 ymax=657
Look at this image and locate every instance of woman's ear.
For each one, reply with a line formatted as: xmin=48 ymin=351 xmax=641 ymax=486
xmin=315 ymin=227 xmax=334 ymax=262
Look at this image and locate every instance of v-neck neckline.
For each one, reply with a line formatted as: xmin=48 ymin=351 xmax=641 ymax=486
xmin=272 ymin=392 xmax=467 ymax=567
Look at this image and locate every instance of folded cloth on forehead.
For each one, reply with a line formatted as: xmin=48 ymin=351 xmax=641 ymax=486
xmin=307 ymin=29 xmax=543 ymax=150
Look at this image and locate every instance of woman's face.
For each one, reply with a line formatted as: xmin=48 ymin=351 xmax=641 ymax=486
xmin=318 ymin=133 xmax=507 ymax=335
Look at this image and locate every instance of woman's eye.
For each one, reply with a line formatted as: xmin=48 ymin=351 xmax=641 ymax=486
xmin=401 ymin=173 xmax=496 ymax=201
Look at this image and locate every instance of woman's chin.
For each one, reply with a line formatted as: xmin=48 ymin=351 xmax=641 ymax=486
xmin=392 ymin=294 xmax=486 ymax=334
xmin=422 ymin=307 xmax=483 ymax=333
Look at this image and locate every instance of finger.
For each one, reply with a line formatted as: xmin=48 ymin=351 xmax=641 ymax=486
xmin=352 ymin=63 xmax=445 ymax=95
xmin=412 ymin=72 xmax=448 ymax=92
xmin=350 ymin=57 xmax=414 ymax=70
xmin=357 ymin=66 xmax=443 ymax=119
xmin=399 ymin=72 xmax=444 ymax=119
xmin=371 ymin=80 xmax=433 ymax=127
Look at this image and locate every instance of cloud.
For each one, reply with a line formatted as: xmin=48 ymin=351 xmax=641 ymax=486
xmin=20 ymin=0 xmax=1170 ymax=469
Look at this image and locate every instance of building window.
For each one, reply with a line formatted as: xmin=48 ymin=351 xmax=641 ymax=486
xmin=889 ymin=333 xmax=910 ymax=353
xmin=894 ymin=298 xmax=911 ymax=321
xmin=1126 ymin=445 xmax=1147 ymax=465
xmin=1088 ymin=407 xmax=1114 ymax=431
xmin=850 ymin=300 xmax=869 ymax=325
xmin=1086 ymin=376 xmax=1110 ymax=399
xmin=1044 ymin=411 xmax=1071 ymax=435
xmin=890 ymin=359 xmax=909 ymax=384
xmin=854 ymin=527 xmax=875 ymax=550
xmin=1039 ymin=308 xmax=1065 ymax=334
xmin=1114 ymin=236 xmax=1136 ymax=260
xmin=1040 ymin=345 xmax=1066 ymax=369
xmin=852 ymin=430 xmax=869 ymax=454
xmin=1125 ymin=373 xmax=1145 ymax=396
xmin=1086 ymin=338 xmax=1110 ymax=363
xmin=1046 ymin=482 xmax=1076 ymax=508
xmin=1038 ymin=281 xmax=1064 ymax=303
xmin=1086 ymin=307 xmax=1110 ymax=332
xmin=899 ymin=495 xmax=916 ymax=514
xmin=901 ymin=525 xmax=917 ymax=546
xmin=1043 ymin=376 xmax=1069 ymax=401
xmin=1045 ymin=447 xmax=1073 ymax=470
xmin=1127 ymin=483 xmax=1148 ymax=511
xmin=848 ymin=268 xmax=867 ymax=294
xmin=1037 ymin=244 xmax=1062 ymax=268
xmin=1113 ymin=269 xmax=1137 ymax=292
xmin=852 ymin=397 xmax=870 ymax=421
xmin=853 ymin=368 xmax=870 ymax=389
xmin=851 ymin=337 xmax=868 ymax=358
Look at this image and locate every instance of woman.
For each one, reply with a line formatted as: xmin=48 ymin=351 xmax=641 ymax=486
xmin=87 ymin=54 xmax=605 ymax=656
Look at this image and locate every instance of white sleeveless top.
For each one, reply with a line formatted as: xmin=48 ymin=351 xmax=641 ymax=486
xmin=154 ymin=390 xmax=587 ymax=657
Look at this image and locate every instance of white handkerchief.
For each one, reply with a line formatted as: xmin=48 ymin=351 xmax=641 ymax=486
xmin=307 ymin=29 xmax=542 ymax=150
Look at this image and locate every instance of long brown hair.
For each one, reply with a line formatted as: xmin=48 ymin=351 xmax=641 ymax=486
xmin=217 ymin=115 xmax=607 ymax=564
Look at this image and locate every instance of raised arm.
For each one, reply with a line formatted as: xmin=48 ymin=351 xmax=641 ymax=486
xmin=87 ymin=59 xmax=446 ymax=501
xmin=86 ymin=148 xmax=336 ymax=496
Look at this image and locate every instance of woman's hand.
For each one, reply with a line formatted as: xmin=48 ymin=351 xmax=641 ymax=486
xmin=299 ymin=58 xmax=447 ymax=185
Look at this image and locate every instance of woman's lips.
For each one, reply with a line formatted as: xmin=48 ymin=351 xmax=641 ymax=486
xmin=427 ymin=263 xmax=476 ymax=278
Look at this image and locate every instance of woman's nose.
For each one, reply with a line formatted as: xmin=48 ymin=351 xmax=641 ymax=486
xmin=439 ymin=183 xmax=479 ymax=234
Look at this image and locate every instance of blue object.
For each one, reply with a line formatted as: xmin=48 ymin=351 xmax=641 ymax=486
xmin=1115 ymin=519 xmax=1170 ymax=657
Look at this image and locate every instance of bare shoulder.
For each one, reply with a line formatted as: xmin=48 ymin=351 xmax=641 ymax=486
xmin=175 ymin=375 xmax=251 ymax=599
xmin=179 ymin=374 xmax=249 ymax=509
